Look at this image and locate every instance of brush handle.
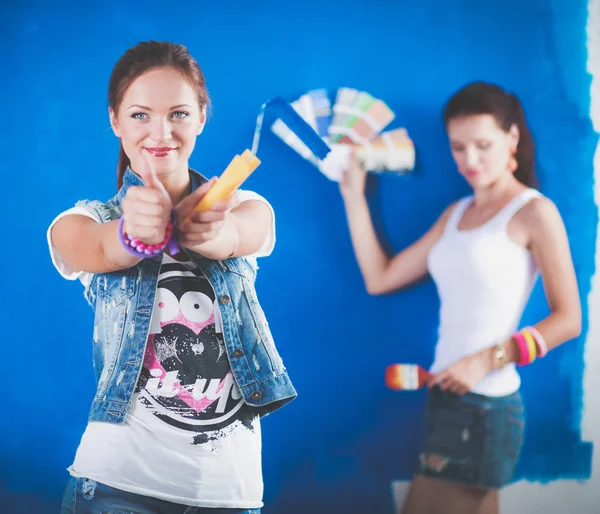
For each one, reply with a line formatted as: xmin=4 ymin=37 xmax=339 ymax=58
xmin=186 ymin=150 xmax=260 ymax=222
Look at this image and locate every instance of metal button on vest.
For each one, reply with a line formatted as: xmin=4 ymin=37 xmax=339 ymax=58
xmin=220 ymin=294 xmax=230 ymax=305
xmin=232 ymin=349 xmax=244 ymax=358
xmin=251 ymin=391 xmax=263 ymax=401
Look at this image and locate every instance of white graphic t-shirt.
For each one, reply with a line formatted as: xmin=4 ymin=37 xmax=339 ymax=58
xmin=47 ymin=190 xmax=274 ymax=509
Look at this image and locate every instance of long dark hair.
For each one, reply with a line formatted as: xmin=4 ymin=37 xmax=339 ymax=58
xmin=443 ymin=81 xmax=537 ymax=188
xmin=108 ymin=41 xmax=210 ymax=189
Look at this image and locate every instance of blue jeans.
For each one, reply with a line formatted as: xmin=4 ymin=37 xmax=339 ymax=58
xmin=61 ymin=476 xmax=261 ymax=514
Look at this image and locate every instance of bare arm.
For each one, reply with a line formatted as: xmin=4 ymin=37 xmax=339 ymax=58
xmin=527 ymin=198 xmax=582 ymax=344
xmin=51 ymin=215 xmax=142 ymax=274
xmin=502 ymin=197 xmax=582 ymax=364
xmin=343 ymin=194 xmax=455 ymax=295
xmin=50 ymin=166 xmax=173 ymax=275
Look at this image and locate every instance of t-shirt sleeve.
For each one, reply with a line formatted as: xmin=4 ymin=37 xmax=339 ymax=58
xmin=234 ymin=189 xmax=276 ymax=258
xmin=47 ymin=205 xmax=101 ymax=287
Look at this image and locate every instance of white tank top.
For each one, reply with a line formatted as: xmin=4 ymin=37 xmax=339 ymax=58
xmin=427 ymin=188 xmax=542 ymax=396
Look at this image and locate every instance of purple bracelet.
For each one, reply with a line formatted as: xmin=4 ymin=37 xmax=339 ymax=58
xmin=118 ymin=211 xmax=180 ymax=258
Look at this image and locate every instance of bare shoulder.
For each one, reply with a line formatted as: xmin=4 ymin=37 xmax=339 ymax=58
xmin=435 ymin=199 xmax=462 ymax=228
xmin=515 ymin=195 xmax=568 ymax=250
xmin=519 ymin=195 xmax=563 ymax=230
xmin=447 ymin=199 xmax=464 ymax=214
xmin=417 ymin=199 xmax=463 ymax=246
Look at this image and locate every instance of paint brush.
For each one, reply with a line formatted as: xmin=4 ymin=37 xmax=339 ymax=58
xmin=385 ymin=364 xmax=432 ymax=391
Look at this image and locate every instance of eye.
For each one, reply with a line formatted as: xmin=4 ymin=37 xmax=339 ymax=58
xmin=148 ymin=288 xmax=179 ymax=334
xmin=131 ymin=112 xmax=149 ymax=120
xmin=154 ymin=288 xmax=179 ymax=322
xmin=476 ymin=140 xmax=492 ymax=150
xmin=180 ymin=291 xmax=213 ymax=323
xmin=171 ymin=111 xmax=189 ymax=119
xmin=451 ymin=144 xmax=464 ymax=152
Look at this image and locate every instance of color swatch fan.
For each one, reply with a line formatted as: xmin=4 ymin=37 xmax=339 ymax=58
xmin=271 ymin=88 xmax=416 ymax=181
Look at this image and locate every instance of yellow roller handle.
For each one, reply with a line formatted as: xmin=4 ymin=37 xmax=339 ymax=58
xmin=189 ymin=150 xmax=260 ymax=218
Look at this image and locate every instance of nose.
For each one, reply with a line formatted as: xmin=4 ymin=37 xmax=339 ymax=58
xmin=465 ymin=146 xmax=478 ymax=168
xmin=150 ymin=116 xmax=172 ymax=141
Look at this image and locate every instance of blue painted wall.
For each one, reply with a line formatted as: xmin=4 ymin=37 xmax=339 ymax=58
xmin=1 ymin=1 xmax=596 ymax=513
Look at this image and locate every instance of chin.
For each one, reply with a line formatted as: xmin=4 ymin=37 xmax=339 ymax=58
xmin=465 ymin=175 xmax=493 ymax=189
xmin=463 ymin=175 xmax=482 ymax=186
xmin=159 ymin=165 xmax=187 ymax=178
xmin=155 ymin=157 xmax=185 ymax=175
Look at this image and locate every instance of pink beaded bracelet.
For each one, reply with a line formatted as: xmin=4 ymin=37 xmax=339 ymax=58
xmin=118 ymin=212 xmax=179 ymax=258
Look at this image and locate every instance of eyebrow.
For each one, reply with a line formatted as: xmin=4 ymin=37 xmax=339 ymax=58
xmin=126 ymin=104 xmax=192 ymax=111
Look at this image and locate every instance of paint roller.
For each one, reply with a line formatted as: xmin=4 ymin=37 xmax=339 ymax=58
xmin=186 ymin=98 xmax=331 ymax=222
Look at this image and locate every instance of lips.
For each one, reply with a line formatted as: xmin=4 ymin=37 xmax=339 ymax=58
xmin=145 ymin=147 xmax=175 ymax=157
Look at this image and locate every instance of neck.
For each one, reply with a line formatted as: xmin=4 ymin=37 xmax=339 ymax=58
xmin=158 ymin=166 xmax=191 ymax=205
xmin=472 ymin=174 xmax=525 ymax=206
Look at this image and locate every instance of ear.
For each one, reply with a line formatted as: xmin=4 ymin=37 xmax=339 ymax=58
xmin=197 ymin=105 xmax=207 ymax=135
xmin=109 ymin=107 xmax=121 ymax=137
xmin=508 ymin=123 xmax=520 ymax=150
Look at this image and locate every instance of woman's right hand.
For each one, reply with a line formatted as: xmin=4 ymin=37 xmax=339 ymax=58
xmin=339 ymin=154 xmax=367 ymax=201
xmin=121 ymin=156 xmax=172 ymax=245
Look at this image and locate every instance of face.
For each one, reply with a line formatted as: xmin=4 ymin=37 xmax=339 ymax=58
xmin=109 ymin=67 xmax=206 ymax=179
xmin=447 ymin=114 xmax=519 ymax=189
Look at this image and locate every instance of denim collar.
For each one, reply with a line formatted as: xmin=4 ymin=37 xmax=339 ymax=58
xmin=116 ymin=167 xmax=207 ymax=203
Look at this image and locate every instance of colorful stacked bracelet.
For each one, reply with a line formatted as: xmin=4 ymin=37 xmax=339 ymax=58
xmin=513 ymin=331 xmax=535 ymax=366
xmin=118 ymin=211 xmax=180 ymax=258
xmin=513 ymin=326 xmax=548 ymax=366
xmin=523 ymin=325 xmax=548 ymax=357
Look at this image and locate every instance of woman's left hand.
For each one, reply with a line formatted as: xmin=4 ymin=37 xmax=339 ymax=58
xmin=174 ymin=179 xmax=240 ymax=248
xmin=428 ymin=348 xmax=495 ymax=395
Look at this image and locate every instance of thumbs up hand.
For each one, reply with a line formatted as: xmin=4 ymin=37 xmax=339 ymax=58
xmin=121 ymin=154 xmax=173 ymax=245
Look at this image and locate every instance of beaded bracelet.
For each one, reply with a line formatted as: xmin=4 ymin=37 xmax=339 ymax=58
xmin=118 ymin=211 xmax=179 ymax=258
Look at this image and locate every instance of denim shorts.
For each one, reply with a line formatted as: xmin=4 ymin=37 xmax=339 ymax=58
xmin=417 ymin=387 xmax=525 ymax=489
xmin=60 ymin=476 xmax=261 ymax=514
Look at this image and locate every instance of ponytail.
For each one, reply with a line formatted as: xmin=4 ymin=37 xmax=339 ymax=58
xmin=509 ymin=94 xmax=537 ymax=188
xmin=117 ymin=140 xmax=130 ymax=190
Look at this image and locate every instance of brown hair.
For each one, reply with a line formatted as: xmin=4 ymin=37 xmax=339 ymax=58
xmin=443 ymin=81 xmax=537 ymax=188
xmin=108 ymin=41 xmax=210 ymax=189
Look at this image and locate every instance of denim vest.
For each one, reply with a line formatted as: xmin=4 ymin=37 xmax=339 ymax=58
xmin=78 ymin=168 xmax=297 ymax=424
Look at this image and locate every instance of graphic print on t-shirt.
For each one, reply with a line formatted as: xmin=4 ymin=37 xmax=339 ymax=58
xmin=136 ymin=253 xmax=254 ymax=444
